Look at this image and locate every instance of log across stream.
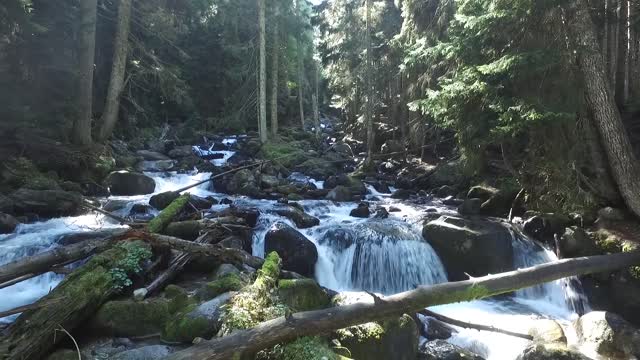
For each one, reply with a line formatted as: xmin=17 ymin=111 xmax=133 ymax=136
xmin=0 ymin=168 xmax=605 ymax=360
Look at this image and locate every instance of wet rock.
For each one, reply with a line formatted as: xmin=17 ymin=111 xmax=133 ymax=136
xmin=523 ymin=213 xmax=572 ymax=243
xmin=0 ymin=212 xmax=19 ymax=234
xmin=106 ymin=171 xmax=156 ymax=196
xmin=326 ymin=185 xmax=353 ymax=202
xmin=422 ymin=216 xmax=514 ymax=280
xmin=219 ymin=235 xmax=250 ymax=252
xmin=418 ymin=340 xmax=485 ymax=360
xmin=163 ymin=292 xmax=233 ymax=343
xmin=374 ymin=207 xmax=389 ymax=219
xmin=435 ymin=185 xmax=457 ymax=198
xmin=91 ymin=299 xmax=171 ymax=337
xmin=149 ymin=191 xmax=180 ymax=210
xmin=324 ymin=174 xmax=351 ymax=189
xmin=391 ymin=189 xmax=414 ymax=200
xmin=111 ymin=345 xmax=172 ymax=360
xmin=457 ymin=198 xmax=482 ymax=215
xmin=9 ymin=188 xmax=82 ymax=217
xmin=388 ymin=206 xmax=401 ymax=212
xmin=278 ymin=278 xmax=331 ymax=311
xmin=333 ymin=293 xmax=419 ymax=360
xmin=225 ymin=169 xmax=261 ymax=197
xmin=0 ymin=194 xmax=14 ymax=214
xmin=372 ymin=181 xmax=391 ymax=194
xmin=597 ymin=207 xmax=627 ymax=222
xmin=220 ymin=198 xmax=233 ymax=205
xmin=136 ymin=160 xmax=175 ymax=172
xmin=264 ymin=222 xmax=318 ymax=276
xmin=164 ymin=220 xmax=203 ymax=241
xmin=136 ymin=150 xmax=170 ymax=161
xmin=527 ymin=319 xmax=567 ymax=344
xmin=260 ymin=175 xmax=282 ymax=189
xmin=559 ymin=227 xmax=597 ymax=258
xmin=103 ymin=200 xmax=129 ymax=213
xmin=574 ymin=311 xmax=640 ymax=358
xmin=271 ymin=205 xmax=320 ymax=229
xmin=168 ymin=145 xmax=193 ymax=158
xmin=423 ymin=317 xmax=456 ymax=340
xmin=47 ymin=349 xmax=80 ymax=360
xmin=189 ymin=194 xmax=216 ymax=210
xmin=350 ymin=203 xmax=371 ymax=218
xmin=442 ymin=196 xmax=463 ymax=206
xmin=516 ymin=343 xmax=589 ymax=360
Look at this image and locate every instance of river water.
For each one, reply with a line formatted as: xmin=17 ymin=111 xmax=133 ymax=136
xmin=0 ymin=147 xmax=591 ymax=359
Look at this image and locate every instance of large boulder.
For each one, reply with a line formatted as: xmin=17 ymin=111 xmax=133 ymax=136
xmin=106 ymin=171 xmax=156 ymax=196
xmin=270 ymin=205 xmax=320 ymax=229
xmin=418 ymin=340 xmax=485 ymax=360
xmin=9 ymin=188 xmax=83 ymax=217
xmin=422 ymin=216 xmax=514 ymax=280
xmin=516 ymin=343 xmax=589 ymax=360
xmin=91 ymin=299 xmax=171 ymax=337
xmin=264 ymin=222 xmax=318 ymax=276
xmin=149 ymin=191 xmax=180 ymax=210
xmin=467 ymin=185 xmax=518 ymax=217
xmin=278 ymin=278 xmax=331 ymax=312
xmin=162 ymin=292 xmax=234 ymax=343
xmin=350 ymin=203 xmax=371 ymax=218
xmin=574 ymin=311 xmax=640 ymax=358
xmin=0 ymin=212 xmax=19 ymax=234
xmin=333 ymin=293 xmax=419 ymax=360
xmin=225 ymin=169 xmax=261 ymax=197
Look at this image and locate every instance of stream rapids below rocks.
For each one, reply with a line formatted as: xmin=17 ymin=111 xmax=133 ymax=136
xmin=0 ymin=143 xmax=592 ymax=360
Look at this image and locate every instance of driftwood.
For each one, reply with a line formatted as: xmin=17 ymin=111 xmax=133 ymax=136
xmin=162 ymin=250 xmax=640 ymax=360
xmin=418 ymin=309 xmax=533 ymax=340
xmin=0 ymin=229 xmax=129 ymax=288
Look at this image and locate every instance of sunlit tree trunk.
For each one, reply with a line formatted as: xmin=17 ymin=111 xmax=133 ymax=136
xmin=98 ymin=0 xmax=132 ymax=143
xmin=565 ymin=0 xmax=640 ymax=218
xmin=258 ymin=0 xmax=268 ymax=143
xmin=364 ymin=0 xmax=374 ymax=167
xmin=73 ymin=0 xmax=98 ymax=146
xmin=270 ymin=4 xmax=279 ymax=138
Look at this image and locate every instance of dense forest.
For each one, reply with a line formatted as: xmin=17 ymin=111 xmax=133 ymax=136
xmin=2 ymin=0 xmax=640 ymax=359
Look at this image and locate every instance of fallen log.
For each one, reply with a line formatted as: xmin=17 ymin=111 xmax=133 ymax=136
xmin=0 ymin=297 xmax=66 ymax=319
xmin=147 ymin=194 xmax=191 ymax=233
xmin=80 ymin=201 xmax=129 ymax=224
xmin=0 ymin=240 xmax=153 ymax=360
xmin=0 ymin=228 xmax=130 ymax=287
xmin=162 ymin=250 xmax=640 ymax=360
xmin=418 ymin=309 xmax=533 ymax=340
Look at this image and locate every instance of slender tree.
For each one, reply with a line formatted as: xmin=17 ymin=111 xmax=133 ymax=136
xmin=270 ymin=3 xmax=279 ymax=138
xmin=296 ymin=0 xmax=305 ymax=130
xmin=73 ymin=0 xmax=98 ymax=146
xmin=364 ymin=0 xmax=374 ymax=167
xmin=98 ymin=0 xmax=132 ymax=142
xmin=565 ymin=0 xmax=640 ymax=218
xmin=258 ymin=0 xmax=268 ymax=143
xmin=313 ymin=62 xmax=320 ymax=139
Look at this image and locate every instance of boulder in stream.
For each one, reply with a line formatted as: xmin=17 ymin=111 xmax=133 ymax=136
xmin=106 ymin=171 xmax=156 ymax=196
xmin=418 ymin=340 xmax=485 ymax=360
xmin=516 ymin=343 xmax=589 ymax=360
xmin=574 ymin=311 xmax=640 ymax=358
xmin=270 ymin=204 xmax=320 ymax=229
xmin=264 ymin=222 xmax=318 ymax=276
xmin=9 ymin=188 xmax=83 ymax=217
xmin=422 ymin=216 xmax=514 ymax=280
xmin=326 ymin=185 xmax=354 ymax=202
xmin=149 ymin=191 xmax=180 ymax=210
xmin=350 ymin=202 xmax=371 ymax=218
xmin=163 ymin=292 xmax=234 ymax=343
xmin=0 ymin=212 xmax=19 ymax=234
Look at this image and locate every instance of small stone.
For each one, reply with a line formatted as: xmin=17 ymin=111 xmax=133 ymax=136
xmin=133 ymin=288 xmax=148 ymax=302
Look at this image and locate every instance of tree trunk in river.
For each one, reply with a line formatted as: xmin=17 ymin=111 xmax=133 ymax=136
xmin=162 ymin=251 xmax=640 ymax=360
xmin=565 ymin=0 xmax=640 ymax=218
xmin=0 ymin=241 xmax=152 ymax=360
xmin=98 ymin=0 xmax=132 ymax=142
xmin=258 ymin=0 xmax=268 ymax=143
xmin=270 ymin=4 xmax=279 ymax=138
xmin=72 ymin=0 xmax=97 ymax=146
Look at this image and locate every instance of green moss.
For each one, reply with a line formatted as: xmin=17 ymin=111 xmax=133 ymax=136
xmin=277 ymin=337 xmax=341 ymax=360
xmin=148 ymin=194 xmax=190 ymax=233
xmin=255 ymin=251 xmax=281 ymax=288
xmin=278 ymin=279 xmax=331 ymax=311
xmin=199 ymin=273 xmax=245 ymax=301
xmin=92 ymin=298 xmax=171 ymax=336
xmin=165 ymin=284 xmax=192 ymax=314
xmin=336 ymin=322 xmax=386 ymax=343
xmin=162 ymin=303 xmax=212 ymax=343
xmin=1 ymin=157 xmax=59 ymax=190
xmin=262 ymin=141 xmax=311 ymax=168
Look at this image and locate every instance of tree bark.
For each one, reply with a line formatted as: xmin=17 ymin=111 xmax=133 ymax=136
xmin=0 ymin=241 xmax=152 ymax=360
xmin=615 ymin=0 xmax=629 ymax=104
xmin=364 ymin=0 xmax=374 ymax=167
xmin=0 ymin=229 xmax=128 ymax=287
xmin=162 ymin=250 xmax=640 ymax=360
xmin=270 ymin=5 xmax=279 ymax=138
xmin=565 ymin=0 xmax=640 ymax=218
xmin=72 ymin=0 xmax=98 ymax=146
xmin=98 ymin=0 xmax=132 ymax=142
xmin=296 ymin=0 xmax=305 ymax=130
xmin=258 ymin=0 xmax=268 ymax=143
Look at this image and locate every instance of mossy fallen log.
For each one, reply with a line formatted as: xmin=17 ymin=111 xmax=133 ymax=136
xmin=147 ymin=194 xmax=190 ymax=233
xmin=0 ymin=241 xmax=152 ymax=360
xmin=162 ymin=250 xmax=640 ymax=360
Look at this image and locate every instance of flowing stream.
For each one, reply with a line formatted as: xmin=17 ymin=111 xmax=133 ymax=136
xmin=0 ymin=147 xmax=591 ymax=359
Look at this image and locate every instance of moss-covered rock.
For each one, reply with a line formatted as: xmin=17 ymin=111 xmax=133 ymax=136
xmin=91 ymin=298 xmax=171 ymax=337
xmin=198 ymin=273 xmax=245 ymax=301
xmin=276 ymin=337 xmax=346 ymax=360
xmin=165 ymin=284 xmax=192 ymax=314
xmin=163 ymin=292 xmax=234 ymax=343
xmin=516 ymin=342 xmax=589 ymax=360
xmin=278 ymin=279 xmax=331 ymax=311
xmin=262 ymin=141 xmax=312 ymax=168
xmin=163 ymin=220 xmax=203 ymax=241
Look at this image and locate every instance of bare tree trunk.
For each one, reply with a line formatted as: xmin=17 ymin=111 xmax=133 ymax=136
xmin=616 ymin=0 xmax=629 ymax=104
xmin=604 ymin=0 xmax=610 ymax=60
xmin=565 ymin=0 xmax=640 ymax=218
xmin=313 ymin=64 xmax=320 ymax=139
xmin=97 ymin=0 xmax=132 ymax=142
xmin=610 ymin=0 xmax=621 ymax=92
xmin=258 ymin=0 xmax=268 ymax=143
xmin=270 ymin=5 xmax=279 ymax=138
xmin=72 ymin=0 xmax=98 ymax=146
xmin=364 ymin=0 xmax=374 ymax=167
xmin=623 ymin=0 xmax=631 ymax=102
xmin=162 ymin=250 xmax=640 ymax=360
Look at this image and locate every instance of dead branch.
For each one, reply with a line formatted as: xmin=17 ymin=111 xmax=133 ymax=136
xmin=418 ymin=309 xmax=533 ymax=340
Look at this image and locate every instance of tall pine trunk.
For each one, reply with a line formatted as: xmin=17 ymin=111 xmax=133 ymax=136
xmin=258 ymin=0 xmax=268 ymax=143
xmin=364 ymin=0 xmax=374 ymax=167
xmin=565 ymin=0 xmax=640 ymax=218
xmin=73 ymin=0 xmax=98 ymax=146
xmin=98 ymin=0 xmax=132 ymax=142
xmin=270 ymin=5 xmax=279 ymax=138
xmin=615 ymin=0 xmax=628 ymax=105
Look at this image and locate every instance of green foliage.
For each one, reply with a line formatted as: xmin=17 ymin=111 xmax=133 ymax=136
xmin=108 ymin=242 xmax=153 ymax=291
xmin=262 ymin=140 xmax=312 ymax=168
xmin=274 ymin=337 xmax=340 ymax=360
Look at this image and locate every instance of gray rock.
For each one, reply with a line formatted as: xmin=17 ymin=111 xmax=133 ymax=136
xmin=419 ymin=340 xmax=485 ymax=360
xmin=423 ymin=216 xmax=514 ymax=280
xmin=136 ymin=160 xmax=175 ymax=172
xmin=0 ymin=212 xmax=19 ymax=234
xmin=458 ymin=198 xmax=482 ymax=215
xmin=391 ymin=189 xmax=414 ymax=200
xmin=103 ymin=199 xmax=130 ymax=212
xmin=326 ymin=185 xmax=353 ymax=202
xmin=516 ymin=343 xmax=589 ymax=360
xmin=559 ymin=227 xmax=597 ymax=258
xmin=106 ymin=171 xmax=156 ymax=196
xmin=265 ymin=222 xmax=318 ymax=276
xmin=168 ymin=145 xmax=193 ymax=158
xmin=260 ymin=175 xmax=282 ymax=189
xmin=350 ymin=203 xmax=370 ymax=218
xmin=149 ymin=191 xmax=180 ymax=210
xmin=111 ymin=345 xmax=172 ymax=360
xmin=271 ymin=205 xmax=320 ymax=229
xmin=214 ymin=264 xmax=241 ymax=279
xmin=10 ymin=188 xmax=82 ymax=217
xmin=136 ymin=150 xmax=170 ymax=161
xmin=574 ymin=311 xmax=640 ymax=358
xmin=435 ymin=185 xmax=457 ymax=198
